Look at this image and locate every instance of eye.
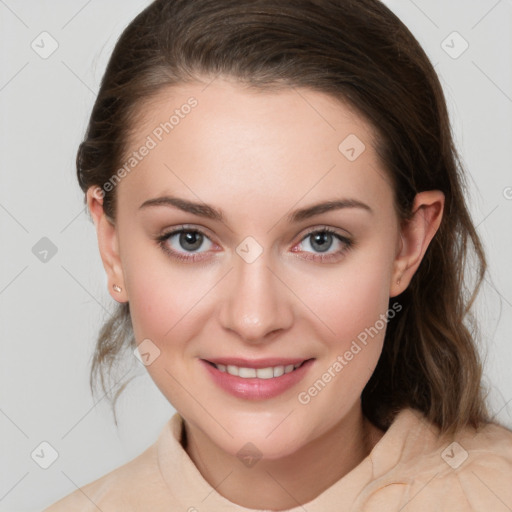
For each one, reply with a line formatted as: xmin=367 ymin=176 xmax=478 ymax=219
xmin=292 ymin=227 xmax=353 ymax=262
xmin=157 ymin=227 xmax=215 ymax=262
xmin=156 ymin=225 xmax=353 ymax=264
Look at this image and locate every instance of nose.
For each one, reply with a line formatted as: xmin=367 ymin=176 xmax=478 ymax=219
xmin=218 ymin=251 xmax=294 ymax=344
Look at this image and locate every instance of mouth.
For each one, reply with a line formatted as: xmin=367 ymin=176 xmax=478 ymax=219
xmin=200 ymin=357 xmax=316 ymax=400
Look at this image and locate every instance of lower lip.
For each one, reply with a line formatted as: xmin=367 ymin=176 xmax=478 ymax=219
xmin=200 ymin=358 xmax=315 ymax=400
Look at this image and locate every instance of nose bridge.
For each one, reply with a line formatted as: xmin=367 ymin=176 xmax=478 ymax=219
xmin=219 ymin=249 xmax=292 ymax=342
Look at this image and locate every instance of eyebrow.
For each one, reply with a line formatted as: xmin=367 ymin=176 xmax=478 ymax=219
xmin=139 ymin=196 xmax=373 ymax=222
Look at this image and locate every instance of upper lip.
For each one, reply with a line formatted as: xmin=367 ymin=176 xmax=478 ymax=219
xmin=203 ymin=357 xmax=313 ymax=369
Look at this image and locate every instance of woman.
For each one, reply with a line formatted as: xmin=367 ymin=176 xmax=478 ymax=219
xmin=44 ymin=0 xmax=512 ymax=510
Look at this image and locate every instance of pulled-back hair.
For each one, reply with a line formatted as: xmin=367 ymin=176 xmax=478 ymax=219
xmin=78 ymin=0 xmax=490 ymax=434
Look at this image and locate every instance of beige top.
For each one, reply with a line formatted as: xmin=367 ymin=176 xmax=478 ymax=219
xmin=43 ymin=408 xmax=512 ymax=511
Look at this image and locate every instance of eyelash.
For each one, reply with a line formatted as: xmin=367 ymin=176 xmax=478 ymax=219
xmin=155 ymin=225 xmax=354 ymax=264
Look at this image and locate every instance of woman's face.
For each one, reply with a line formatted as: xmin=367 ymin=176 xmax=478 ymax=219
xmin=106 ymin=79 xmax=405 ymax=459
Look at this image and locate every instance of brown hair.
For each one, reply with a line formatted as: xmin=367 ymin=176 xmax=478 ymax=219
xmin=78 ymin=0 xmax=490 ymax=433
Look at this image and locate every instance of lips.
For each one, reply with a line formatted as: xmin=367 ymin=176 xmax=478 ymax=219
xmin=200 ymin=357 xmax=315 ymax=400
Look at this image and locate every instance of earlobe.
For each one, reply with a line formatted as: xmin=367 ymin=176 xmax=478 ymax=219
xmin=390 ymin=190 xmax=445 ymax=297
xmin=86 ymin=187 xmax=128 ymax=303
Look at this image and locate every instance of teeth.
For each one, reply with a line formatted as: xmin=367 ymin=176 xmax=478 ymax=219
xmin=226 ymin=365 xmax=239 ymax=376
xmin=215 ymin=362 xmax=303 ymax=379
xmin=273 ymin=366 xmax=284 ymax=377
xmin=239 ymin=367 xmax=256 ymax=378
xmin=255 ymin=367 xmax=274 ymax=379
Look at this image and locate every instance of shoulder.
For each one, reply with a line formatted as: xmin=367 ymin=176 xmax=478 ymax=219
xmin=42 ymin=418 xmax=178 ymax=512
xmin=363 ymin=409 xmax=512 ymax=511
xmin=431 ymin=418 xmax=512 ymax=508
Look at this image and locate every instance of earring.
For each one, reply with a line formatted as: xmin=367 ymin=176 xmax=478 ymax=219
xmin=112 ymin=284 xmax=122 ymax=293
xmin=396 ymin=277 xmax=402 ymax=285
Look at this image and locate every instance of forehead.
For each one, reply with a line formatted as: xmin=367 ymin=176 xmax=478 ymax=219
xmin=117 ymin=79 xmax=393 ymax=217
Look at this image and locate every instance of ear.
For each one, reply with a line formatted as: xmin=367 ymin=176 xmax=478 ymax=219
xmin=390 ymin=190 xmax=445 ymax=297
xmin=87 ymin=187 xmax=128 ymax=303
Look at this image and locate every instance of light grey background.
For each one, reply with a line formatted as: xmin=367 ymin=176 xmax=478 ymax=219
xmin=0 ymin=1 xmax=511 ymax=510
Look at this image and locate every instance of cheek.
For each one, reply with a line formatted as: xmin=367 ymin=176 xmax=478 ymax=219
xmin=293 ymin=243 xmax=394 ymax=348
xmin=120 ymin=234 xmax=208 ymax=342
xmin=121 ymin=245 xmax=215 ymax=407
xmin=127 ymin=265 xmax=210 ymax=343
xmin=292 ymin=244 xmax=394 ymax=416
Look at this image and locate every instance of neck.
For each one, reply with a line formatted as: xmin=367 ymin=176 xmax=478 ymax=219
xmin=182 ymin=403 xmax=385 ymax=510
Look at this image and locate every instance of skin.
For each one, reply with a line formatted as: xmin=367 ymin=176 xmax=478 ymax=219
xmin=87 ymin=78 xmax=444 ymax=510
